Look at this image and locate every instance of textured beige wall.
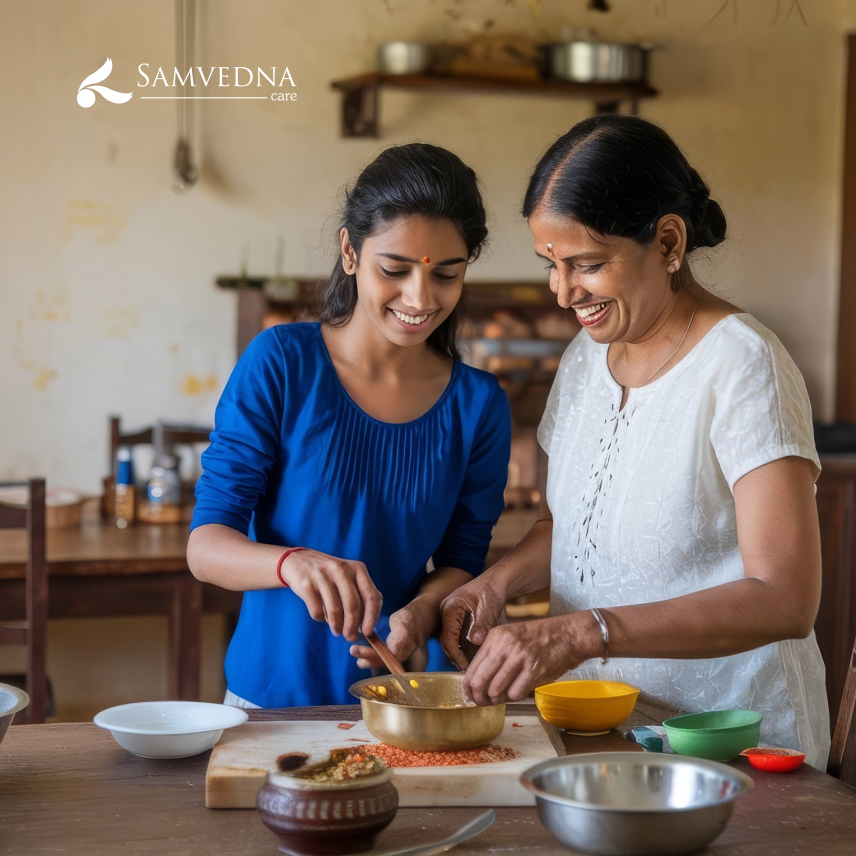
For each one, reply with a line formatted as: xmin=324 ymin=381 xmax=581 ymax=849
xmin=0 ymin=0 xmax=849 ymax=717
xmin=0 ymin=0 xmax=849 ymax=492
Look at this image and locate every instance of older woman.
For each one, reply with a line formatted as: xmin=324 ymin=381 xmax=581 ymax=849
xmin=440 ymin=115 xmax=830 ymax=768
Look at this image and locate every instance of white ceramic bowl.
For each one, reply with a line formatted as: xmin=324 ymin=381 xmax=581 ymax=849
xmin=93 ymin=701 xmax=248 ymax=759
xmin=0 ymin=683 xmax=30 ymax=748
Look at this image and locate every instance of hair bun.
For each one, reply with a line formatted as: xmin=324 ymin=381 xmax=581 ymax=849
xmin=692 ymin=196 xmax=727 ymax=250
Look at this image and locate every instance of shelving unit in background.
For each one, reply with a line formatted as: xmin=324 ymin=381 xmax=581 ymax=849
xmin=329 ymin=72 xmax=658 ymax=138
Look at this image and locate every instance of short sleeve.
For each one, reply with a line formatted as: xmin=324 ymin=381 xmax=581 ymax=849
xmin=191 ymin=329 xmax=286 ymax=535
xmin=709 ymin=324 xmax=820 ymax=492
xmin=432 ymin=382 xmax=511 ymax=576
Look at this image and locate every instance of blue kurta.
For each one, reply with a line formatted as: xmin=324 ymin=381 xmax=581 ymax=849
xmin=191 ymin=322 xmax=511 ymax=707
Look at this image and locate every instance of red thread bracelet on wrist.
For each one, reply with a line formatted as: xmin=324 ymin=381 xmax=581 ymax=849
xmin=276 ymin=547 xmax=307 ymax=587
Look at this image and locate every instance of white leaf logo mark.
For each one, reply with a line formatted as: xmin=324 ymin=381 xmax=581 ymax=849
xmin=77 ymin=58 xmax=133 ymax=107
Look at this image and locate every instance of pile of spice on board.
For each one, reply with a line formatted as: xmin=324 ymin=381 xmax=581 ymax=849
xmin=277 ymin=748 xmax=387 ymax=782
xmin=351 ymin=743 xmax=521 ymax=768
xmin=298 ymin=751 xmax=384 ymax=782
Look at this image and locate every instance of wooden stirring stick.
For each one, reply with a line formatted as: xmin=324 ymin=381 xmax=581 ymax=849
xmin=365 ymin=632 xmax=405 ymax=677
xmin=364 ymin=632 xmax=426 ymax=706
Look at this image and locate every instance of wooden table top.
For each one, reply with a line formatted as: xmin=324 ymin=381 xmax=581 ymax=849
xmin=0 ymin=507 xmax=538 ymax=580
xmin=0 ymin=512 xmax=191 ymax=579
xmin=2 ymin=703 xmax=855 ymax=855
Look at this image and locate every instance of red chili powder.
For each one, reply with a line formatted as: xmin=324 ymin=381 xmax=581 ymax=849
xmin=744 ymin=747 xmax=797 ymax=756
xmin=352 ymin=743 xmax=520 ymax=768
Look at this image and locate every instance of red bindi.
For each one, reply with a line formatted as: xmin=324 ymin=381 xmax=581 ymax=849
xmin=422 ymin=256 xmax=430 ymax=264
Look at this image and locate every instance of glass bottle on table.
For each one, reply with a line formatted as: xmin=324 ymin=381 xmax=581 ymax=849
xmin=114 ymin=446 xmax=136 ymax=529
xmin=146 ymin=453 xmax=181 ymax=508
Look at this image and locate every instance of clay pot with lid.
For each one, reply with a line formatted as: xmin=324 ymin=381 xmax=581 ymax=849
xmin=257 ymin=752 xmax=398 ymax=855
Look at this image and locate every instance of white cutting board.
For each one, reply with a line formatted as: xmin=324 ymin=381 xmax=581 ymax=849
xmin=206 ymin=715 xmax=556 ymax=808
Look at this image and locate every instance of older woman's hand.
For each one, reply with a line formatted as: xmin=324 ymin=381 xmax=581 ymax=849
xmin=439 ymin=575 xmax=508 ymax=670
xmin=463 ymin=613 xmax=600 ymax=705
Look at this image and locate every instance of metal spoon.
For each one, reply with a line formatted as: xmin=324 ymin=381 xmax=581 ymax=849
xmin=373 ymin=809 xmax=496 ymax=856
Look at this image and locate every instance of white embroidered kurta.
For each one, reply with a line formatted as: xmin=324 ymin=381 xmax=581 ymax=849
xmin=538 ymin=313 xmax=830 ymax=769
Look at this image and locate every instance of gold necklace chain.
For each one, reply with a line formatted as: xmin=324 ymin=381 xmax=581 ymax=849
xmin=641 ymin=296 xmax=701 ymax=386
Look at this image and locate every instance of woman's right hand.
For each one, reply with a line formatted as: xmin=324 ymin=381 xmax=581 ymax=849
xmin=280 ymin=549 xmax=383 ymax=642
xmin=439 ymin=575 xmax=507 ymax=670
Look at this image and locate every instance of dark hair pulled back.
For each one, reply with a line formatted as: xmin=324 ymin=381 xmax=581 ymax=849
xmin=319 ymin=143 xmax=487 ymax=359
xmin=522 ymin=115 xmax=726 ymax=287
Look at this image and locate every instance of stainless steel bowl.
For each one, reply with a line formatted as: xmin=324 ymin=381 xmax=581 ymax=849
xmin=520 ymin=752 xmax=753 ymax=856
xmin=349 ymin=672 xmax=505 ymax=751
xmin=375 ymin=42 xmax=434 ymax=76
xmin=547 ymin=42 xmax=647 ymax=83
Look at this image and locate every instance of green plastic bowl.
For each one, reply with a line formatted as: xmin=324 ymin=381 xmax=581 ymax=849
xmin=663 ymin=710 xmax=762 ymax=761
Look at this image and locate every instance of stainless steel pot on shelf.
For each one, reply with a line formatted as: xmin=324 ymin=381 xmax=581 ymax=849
xmin=375 ymin=42 xmax=434 ymax=75
xmin=546 ymin=41 xmax=648 ymax=84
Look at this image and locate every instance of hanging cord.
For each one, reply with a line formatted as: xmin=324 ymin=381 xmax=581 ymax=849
xmin=185 ymin=0 xmax=195 ymax=144
xmin=173 ymin=0 xmax=198 ymax=191
xmin=175 ymin=0 xmax=183 ymax=139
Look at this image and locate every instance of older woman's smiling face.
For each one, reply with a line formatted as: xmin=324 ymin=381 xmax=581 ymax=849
xmin=528 ymin=209 xmax=680 ymax=345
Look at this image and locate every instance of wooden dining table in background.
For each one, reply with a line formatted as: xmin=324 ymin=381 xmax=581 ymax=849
xmin=0 ymin=500 xmax=241 ymax=701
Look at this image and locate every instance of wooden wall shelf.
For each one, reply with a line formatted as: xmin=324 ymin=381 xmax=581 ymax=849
xmin=215 ymin=276 xmax=318 ymax=305
xmin=329 ymin=72 xmax=658 ymax=138
xmin=215 ymin=277 xmax=562 ymax=313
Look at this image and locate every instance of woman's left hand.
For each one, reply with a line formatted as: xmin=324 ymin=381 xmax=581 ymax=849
xmin=464 ymin=613 xmax=599 ymax=706
xmin=350 ymin=598 xmax=436 ymax=672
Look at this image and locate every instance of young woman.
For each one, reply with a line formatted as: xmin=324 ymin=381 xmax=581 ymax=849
xmin=440 ymin=115 xmax=830 ymax=768
xmin=187 ymin=143 xmax=510 ymax=708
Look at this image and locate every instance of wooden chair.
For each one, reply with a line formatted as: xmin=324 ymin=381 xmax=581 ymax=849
xmin=108 ymin=417 xmax=228 ymax=698
xmin=829 ymin=632 xmax=856 ymax=786
xmin=109 ymin=416 xmax=212 ymax=476
xmin=0 ymin=479 xmax=47 ymax=723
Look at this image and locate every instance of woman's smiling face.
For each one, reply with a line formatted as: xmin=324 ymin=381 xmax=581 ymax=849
xmin=342 ymin=215 xmax=468 ymax=348
xmin=528 ymin=209 xmax=680 ymax=345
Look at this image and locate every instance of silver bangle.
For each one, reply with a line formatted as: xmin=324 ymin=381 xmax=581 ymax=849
xmin=590 ymin=608 xmax=610 ymax=665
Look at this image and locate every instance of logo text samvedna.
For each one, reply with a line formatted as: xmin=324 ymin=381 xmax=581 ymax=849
xmin=138 ymin=65 xmax=296 ymax=99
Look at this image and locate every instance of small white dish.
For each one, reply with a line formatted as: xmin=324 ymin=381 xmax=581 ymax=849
xmin=0 ymin=683 xmax=30 ymax=748
xmin=93 ymin=701 xmax=248 ymax=759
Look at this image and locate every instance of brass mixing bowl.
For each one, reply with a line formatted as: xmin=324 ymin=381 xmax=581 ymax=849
xmin=349 ymin=672 xmax=506 ymax=751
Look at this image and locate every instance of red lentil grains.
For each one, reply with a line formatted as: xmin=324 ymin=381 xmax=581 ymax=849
xmin=351 ymin=743 xmax=521 ymax=768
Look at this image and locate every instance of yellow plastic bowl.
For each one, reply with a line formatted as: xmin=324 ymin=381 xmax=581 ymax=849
xmin=534 ymin=680 xmax=640 ymax=732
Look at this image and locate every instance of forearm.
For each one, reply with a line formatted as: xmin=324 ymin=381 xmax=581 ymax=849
xmin=186 ymin=523 xmax=287 ymax=591
xmin=463 ymin=459 xmax=824 ymax=705
xmin=480 ymin=518 xmax=553 ymax=601
xmin=416 ymin=566 xmax=474 ymax=608
xmin=574 ymin=575 xmax=818 ymax=663
xmin=403 ymin=566 xmax=473 ymax=635
xmin=463 ymin=570 xmax=821 ymax=706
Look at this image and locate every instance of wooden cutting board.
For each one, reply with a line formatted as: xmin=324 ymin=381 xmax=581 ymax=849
xmin=206 ymin=715 xmax=556 ymax=809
